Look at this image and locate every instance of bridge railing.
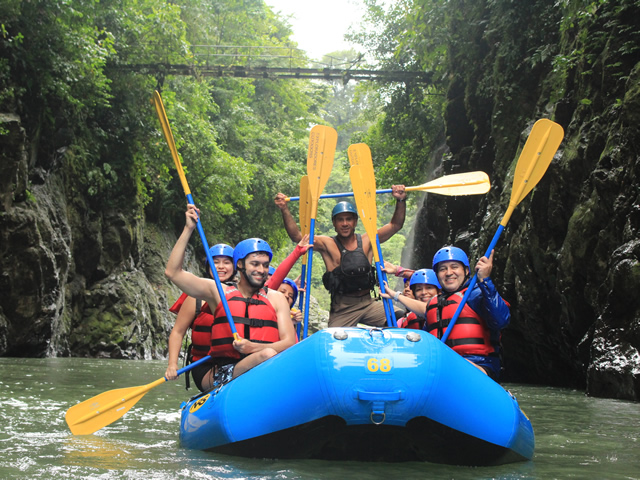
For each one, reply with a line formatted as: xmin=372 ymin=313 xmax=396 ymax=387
xmin=189 ymin=45 xmax=360 ymax=70
xmin=110 ymin=43 xmax=432 ymax=84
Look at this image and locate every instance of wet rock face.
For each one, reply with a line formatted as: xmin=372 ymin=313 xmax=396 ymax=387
xmin=0 ymin=114 xmax=65 ymax=357
xmin=0 ymin=114 xmax=178 ymax=359
xmin=420 ymin=1 xmax=640 ymax=400
xmin=68 ymin=269 xmax=170 ymax=359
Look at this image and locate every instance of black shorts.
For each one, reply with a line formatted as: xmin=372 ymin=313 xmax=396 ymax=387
xmin=190 ymin=358 xmax=237 ymax=392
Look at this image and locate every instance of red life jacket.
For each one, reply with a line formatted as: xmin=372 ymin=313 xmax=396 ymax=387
xmin=404 ymin=312 xmax=423 ymax=330
xmin=210 ymin=287 xmax=280 ymax=360
xmin=169 ymin=293 xmax=213 ymax=363
xmin=424 ymin=289 xmax=495 ymax=356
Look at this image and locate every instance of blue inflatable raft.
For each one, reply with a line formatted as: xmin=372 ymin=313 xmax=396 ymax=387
xmin=179 ymin=328 xmax=534 ymax=465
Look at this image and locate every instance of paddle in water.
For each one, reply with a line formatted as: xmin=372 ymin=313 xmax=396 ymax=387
xmin=66 ymin=355 xmax=212 ymax=435
xmin=441 ymin=118 xmax=564 ymax=342
xmin=285 ymin=171 xmax=490 ymax=201
xmin=302 ymin=126 xmax=337 ymax=338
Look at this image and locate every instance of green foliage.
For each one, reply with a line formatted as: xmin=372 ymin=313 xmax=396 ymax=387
xmin=344 ymin=0 xmax=449 ymax=193
xmin=552 ymin=0 xmax=640 ymax=102
xmin=1 ymin=0 xmax=331 ymax=251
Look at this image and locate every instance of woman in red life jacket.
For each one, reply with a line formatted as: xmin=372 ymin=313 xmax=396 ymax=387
xmin=391 ymin=268 xmax=441 ymax=329
xmin=165 ymin=243 xmax=235 ymax=391
xmin=382 ymin=261 xmax=439 ymax=328
xmin=165 ymin=205 xmax=296 ymax=390
xmin=383 ymin=246 xmax=510 ymax=380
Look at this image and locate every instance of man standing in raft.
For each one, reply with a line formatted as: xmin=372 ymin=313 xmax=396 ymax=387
xmin=274 ymin=186 xmax=407 ymax=328
xmin=165 ymin=205 xmax=296 ymax=390
xmin=383 ymin=246 xmax=510 ymax=380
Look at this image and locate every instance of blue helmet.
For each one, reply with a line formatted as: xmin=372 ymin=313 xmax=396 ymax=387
xmin=233 ymin=238 xmax=273 ymax=270
xmin=268 ymin=266 xmax=276 ymax=276
xmin=409 ymin=269 xmax=441 ymax=289
xmin=208 ymin=243 xmax=233 ymax=260
xmin=205 ymin=244 xmax=234 ymax=279
xmin=432 ymin=246 xmax=470 ymax=270
xmin=281 ymin=278 xmax=299 ymax=305
xmin=332 ymin=201 xmax=358 ymax=219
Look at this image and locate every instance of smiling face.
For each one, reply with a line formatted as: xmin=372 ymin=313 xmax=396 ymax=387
xmin=211 ymin=256 xmax=234 ymax=282
xmin=278 ymin=283 xmax=295 ymax=307
xmin=238 ymin=252 xmax=270 ymax=289
xmin=435 ymin=260 xmax=469 ymax=293
xmin=332 ymin=212 xmax=358 ymax=238
xmin=413 ymin=283 xmax=439 ymax=303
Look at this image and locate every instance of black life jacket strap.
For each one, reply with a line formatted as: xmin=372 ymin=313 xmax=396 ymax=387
xmin=227 ymin=296 xmax=269 ymax=307
xmin=425 ymin=316 xmax=481 ymax=333
xmin=211 ymin=337 xmax=235 ymax=347
xmin=212 ymin=315 xmax=277 ymax=329
xmin=445 ymin=337 xmax=486 ymax=348
xmin=332 ymin=234 xmax=363 ymax=253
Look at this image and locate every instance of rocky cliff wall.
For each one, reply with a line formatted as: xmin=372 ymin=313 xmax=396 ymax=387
xmin=409 ymin=0 xmax=640 ymax=400
xmin=0 ymin=113 xmax=187 ymax=359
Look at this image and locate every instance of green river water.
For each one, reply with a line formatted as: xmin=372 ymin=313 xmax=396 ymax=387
xmin=0 ymin=357 xmax=638 ymax=480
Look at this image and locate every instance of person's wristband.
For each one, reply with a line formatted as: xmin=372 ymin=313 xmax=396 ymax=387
xmin=397 ymin=197 xmax=406 ymax=202
xmin=394 ymin=291 xmax=400 ymax=301
xmin=395 ymin=266 xmax=405 ymax=277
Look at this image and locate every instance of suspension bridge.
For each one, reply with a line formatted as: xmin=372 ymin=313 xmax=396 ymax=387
xmin=113 ymin=45 xmax=432 ymax=85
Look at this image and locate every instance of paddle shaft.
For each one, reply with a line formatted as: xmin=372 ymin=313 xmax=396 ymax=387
xmin=287 ymin=183 xmax=483 ymax=201
xmin=375 ymin=236 xmax=397 ymax=327
xmin=188 ymin=194 xmax=239 ymax=338
xmin=302 ymin=221 xmax=316 ymax=339
xmin=440 ymin=120 xmax=562 ymax=343
xmin=153 ymin=91 xmax=239 ymax=339
xmin=287 ymin=171 xmax=490 ymax=201
xmin=296 ymin=262 xmax=306 ymax=341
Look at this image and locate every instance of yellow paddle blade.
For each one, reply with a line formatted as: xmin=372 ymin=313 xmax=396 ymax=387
xmin=510 ymin=118 xmax=564 ymax=205
xmin=349 ymin=165 xmax=381 ymax=263
xmin=299 ymin=175 xmax=312 ymax=267
xmin=497 ymin=118 xmax=564 ymax=228
xmin=347 ymin=143 xmax=376 ymax=186
xmin=65 ymin=378 xmax=165 ymax=435
xmin=152 ymin=91 xmax=191 ymax=196
xmin=348 ymin=144 xmax=380 ymax=262
xmin=307 ymin=125 xmax=337 ymax=217
xmin=406 ymin=171 xmax=491 ymax=196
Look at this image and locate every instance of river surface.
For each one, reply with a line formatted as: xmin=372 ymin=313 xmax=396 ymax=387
xmin=0 ymin=357 xmax=638 ymax=480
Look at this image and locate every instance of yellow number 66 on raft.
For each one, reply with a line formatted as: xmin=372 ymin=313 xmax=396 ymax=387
xmin=366 ymin=357 xmax=392 ymax=373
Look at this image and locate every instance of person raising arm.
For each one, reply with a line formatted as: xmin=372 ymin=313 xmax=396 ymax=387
xmin=274 ymin=187 xmax=407 ymax=328
xmin=165 ymin=205 xmax=296 ymax=390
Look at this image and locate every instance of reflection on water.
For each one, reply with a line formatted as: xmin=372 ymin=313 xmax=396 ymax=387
xmin=62 ymin=436 xmax=138 ymax=470
xmin=0 ymin=357 xmax=638 ymax=479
